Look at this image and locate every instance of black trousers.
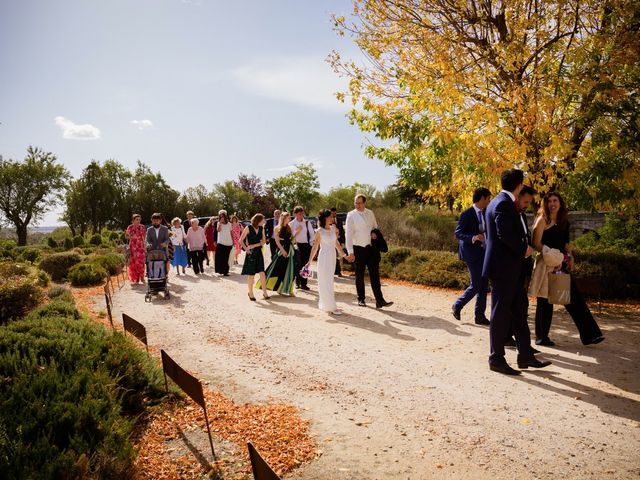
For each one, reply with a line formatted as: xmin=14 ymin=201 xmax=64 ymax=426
xmin=295 ymin=243 xmax=311 ymax=287
xmin=489 ymin=276 xmax=534 ymax=365
xmin=215 ymin=244 xmax=232 ymax=275
xmin=186 ymin=244 xmax=191 ymax=266
xmin=269 ymin=240 xmax=278 ymax=260
xmin=535 ymin=276 xmax=602 ymax=343
xmin=189 ymin=249 xmax=204 ymax=274
xmin=353 ymin=245 xmax=384 ymax=303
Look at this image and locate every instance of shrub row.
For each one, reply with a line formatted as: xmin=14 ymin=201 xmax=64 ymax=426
xmin=0 ymin=262 xmax=47 ymax=324
xmin=0 ymin=296 xmax=167 ymax=478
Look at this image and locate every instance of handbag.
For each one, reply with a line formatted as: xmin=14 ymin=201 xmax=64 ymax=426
xmin=547 ymin=272 xmax=571 ymax=305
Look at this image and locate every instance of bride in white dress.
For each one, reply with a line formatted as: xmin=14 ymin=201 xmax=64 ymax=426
xmin=306 ymin=209 xmax=349 ymax=315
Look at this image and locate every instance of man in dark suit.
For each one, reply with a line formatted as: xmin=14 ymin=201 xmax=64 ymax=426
xmin=453 ymin=187 xmax=491 ymax=324
xmin=331 ymin=208 xmax=345 ymax=276
xmin=483 ymin=170 xmax=550 ymax=375
xmin=264 ymin=209 xmax=281 ymax=260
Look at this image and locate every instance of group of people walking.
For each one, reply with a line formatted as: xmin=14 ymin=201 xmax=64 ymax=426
xmin=124 ymin=195 xmax=393 ymax=316
xmin=453 ymin=169 xmax=604 ymax=375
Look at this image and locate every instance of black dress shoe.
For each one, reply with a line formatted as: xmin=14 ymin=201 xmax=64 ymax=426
xmin=517 ymin=357 xmax=552 ymax=369
xmin=489 ymin=363 xmax=521 ymax=376
xmin=376 ymin=300 xmax=394 ymax=309
xmin=299 ymin=285 xmax=310 ymax=291
xmin=358 ymin=300 xmax=367 ymax=307
xmin=531 ymin=347 xmax=541 ymax=354
xmin=583 ymin=336 xmax=605 ymax=345
xmin=452 ymin=306 xmax=461 ymax=321
xmin=475 ymin=317 xmax=490 ymax=326
xmin=504 ymin=337 xmax=517 ymax=347
xmin=535 ymin=338 xmax=555 ymax=347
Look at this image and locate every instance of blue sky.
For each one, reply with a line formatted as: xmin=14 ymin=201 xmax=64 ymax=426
xmin=0 ymin=0 xmax=397 ymax=225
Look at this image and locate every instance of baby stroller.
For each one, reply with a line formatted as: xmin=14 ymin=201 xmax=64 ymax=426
xmin=145 ymin=249 xmax=170 ymax=301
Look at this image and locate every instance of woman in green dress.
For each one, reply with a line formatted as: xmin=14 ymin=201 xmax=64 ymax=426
xmin=240 ymin=213 xmax=270 ymax=301
xmin=258 ymin=212 xmax=296 ymax=295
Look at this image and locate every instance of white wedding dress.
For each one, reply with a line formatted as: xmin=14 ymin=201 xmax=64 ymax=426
xmin=317 ymin=226 xmax=338 ymax=312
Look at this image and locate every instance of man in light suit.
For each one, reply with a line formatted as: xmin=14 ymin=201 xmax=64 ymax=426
xmin=146 ymin=212 xmax=170 ymax=251
xmin=453 ymin=187 xmax=491 ymax=324
xmin=483 ymin=170 xmax=550 ymax=375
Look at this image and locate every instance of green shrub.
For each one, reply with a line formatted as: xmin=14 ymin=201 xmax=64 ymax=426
xmin=36 ymin=270 xmax=51 ymax=288
xmin=68 ymin=262 xmax=107 ymax=286
xmin=0 ymin=241 xmax=17 ymax=260
xmin=72 ymin=235 xmax=85 ymax=247
xmin=63 ymin=238 xmax=74 ymax=250
xmin=0 ymin=311 xmax=166 ymax=477
xmin=82 ymin=246 xmax=97 ymax=255
xmin=376 ymin=206 xmax=458 ymax=252
xmin=573 ymin=249 xmax=640 ymax=299
xmin=38 ymin=252 xmax=82 ymax=281
xmin=573 ymin=213 xmax=640 ymax=255
xmin=0 ymin=262 xmax=31 ymax=277
xmin=31 ymin=299 xmax=81 ymax=320
xmin=0 ymin=276 xmax=42 ymax=324
xmin=89 ymin=234 xmax=103 ymax=246
xmin=47 ymin=237 xmax=58 ymax=248
xmin=16 ymin=246 xmax=42 ymax=264
xmin=108 ymin=231 xmax=120 ymax=241
xmin=90 ymin=253 xmax=125 ymax=275
xmin=385 ymin=247 xmax=413 ymax=266
xmin=47 ymin=285 xmax=75 ymax=303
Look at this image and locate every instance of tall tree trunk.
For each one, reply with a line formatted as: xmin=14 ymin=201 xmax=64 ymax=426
xmin=16 ymin=224 xmax=28 ymax=246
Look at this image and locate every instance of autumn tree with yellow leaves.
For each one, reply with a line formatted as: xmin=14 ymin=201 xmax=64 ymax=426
xmin=330 ymin=0 xmax=639 ymax=211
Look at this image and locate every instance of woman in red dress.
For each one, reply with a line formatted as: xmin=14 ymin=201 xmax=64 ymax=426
xmin=204 ymin=217 xmax=217 ymax=268
xmin=126 ymin=214 xmax=147 ymax=283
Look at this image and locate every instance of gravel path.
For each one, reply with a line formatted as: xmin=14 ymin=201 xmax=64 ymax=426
xmin=111 ymin=254 xmax=640 ymax=480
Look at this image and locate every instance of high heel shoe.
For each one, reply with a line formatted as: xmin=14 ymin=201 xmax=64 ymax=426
xmin=263 ymin=292 xmax=270 ymax=300
xmin=248 ymin=293 xmax=256 ymax=301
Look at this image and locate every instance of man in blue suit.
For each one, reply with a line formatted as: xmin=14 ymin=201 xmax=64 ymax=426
xmin=453 ymin=187 xmax=491 ymax=325
xmin=483 ymin=169 xmax=551 ymax=375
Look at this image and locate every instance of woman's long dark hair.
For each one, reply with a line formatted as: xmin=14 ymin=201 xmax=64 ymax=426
xmin=538 ymin=192 xmax=568 ymax=229
xmin=318 ymin=208 xmax=332 ymax=228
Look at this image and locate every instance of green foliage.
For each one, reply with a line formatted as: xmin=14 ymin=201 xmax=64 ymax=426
xmin=573 ymin=213 xmax=640 ymax=255
xmin=376 ymin=206 xmax=458 ymax=252
xmin=16 ymin=246 xmax=41 ymax=264
xmin=47 ymin=236 xmax=58 ymax=248
xmin=35 ymin=270 xmax=50 ymax=288
xmin=176 ymin=184 xmax=221 ymax=217
xmin=0 ymin=240 xmax=17 ymax=260
xmin=72 ymin=235 xmax=85 ymax=246
xmin=212 ymin=180 xmax=254 ymax=219
xmin=0 ymin=304 xmax=166 ymax=478
xmin=573 ymin=250 xmax=640 ymax=299
xmin=90 ymin=253 xmax=125 ymax=275
xmin=63 ymin=237 xmax=73 ymax=250
xmin=47 ymin=285 xmax=75 ymax=303
xmin=0 ymin=147 xmax=70 ymax=245
xmin=68 ymin=262 xmax=107 ymax=287
xmin=89 ymin=233 xmax=103 ymax=246
xmin=30 ymin=299 xmax=81 ymax=320
xmin=267 ymin=163 xmax=320 ymax=212
xmin=38 ymin=252 xmax=82 ymax=281
xmin=0 ymin=263 xmax=43 ymax=324
xmin=82 ymin=246 xmax=97 ymax=255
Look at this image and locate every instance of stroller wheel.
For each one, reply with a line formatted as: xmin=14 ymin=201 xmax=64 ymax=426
xmin=145 ymin=294 xmax=150 ymax=302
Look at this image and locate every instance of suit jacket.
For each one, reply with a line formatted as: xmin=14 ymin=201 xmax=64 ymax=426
xmin=455 ymin=206 xmax=485 ymax=264
xmin=522 ymin=212 xmax=534 ymax=278
xmin=335 ymin=217 xmax=345 ymax=244
xmin=264 ymin=218 xmax=277 ymax=244
xmin=146 ymin=225 xmax=170 ymax=251
xmin=482 ymin=192 xmax=528 ymax=280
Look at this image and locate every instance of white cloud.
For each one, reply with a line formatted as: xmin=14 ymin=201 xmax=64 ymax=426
xmin=131 ymin=119 xmax=154 ymax=130
xmin=54 ymin=116 xmax=101 ymax=140
xmin=266 ymin=156 xmax=324 ymax=172
xmin=233 ymin=56 xmax=348 ymax=114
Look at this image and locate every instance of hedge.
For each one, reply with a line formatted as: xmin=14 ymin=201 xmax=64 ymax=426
xmin=68 ymin=262 xmax=108 ymax=287
xmin=90 ymin=253 xmax=125 ymax=275
xmin=0 ymin=262 xmax=44 ymax=324
xmin=38 ymin=252 xmax=82 ymax=281
xmin=572 ymin=249 xmax=640 ymax=299
xmin=0 ymin=297 xmax=166 ymax=478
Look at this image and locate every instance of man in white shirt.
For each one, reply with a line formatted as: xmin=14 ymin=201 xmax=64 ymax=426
xmin=290 ymin=206 xmax=314 ymax=291
xmin=346 ymin=194 xmax=393 ymax=308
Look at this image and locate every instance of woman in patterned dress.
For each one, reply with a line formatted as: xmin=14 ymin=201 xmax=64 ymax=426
xmin=230 ymin=214 xmax=243 ymax=265
xmin=125 ymin=214 xmax=147 ymax=283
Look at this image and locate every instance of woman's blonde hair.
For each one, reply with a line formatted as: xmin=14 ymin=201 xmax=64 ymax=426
xmin=171 ymin=217 xmax=181 ymax=226
xmin=277 ymin=212 xmax=292 ymax=236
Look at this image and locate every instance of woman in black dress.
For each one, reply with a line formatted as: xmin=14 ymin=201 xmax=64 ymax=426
xmin=240 ymin=213 xmax=269 ymax=301
xmin=531 ymin=192 xmax=604 ymax=346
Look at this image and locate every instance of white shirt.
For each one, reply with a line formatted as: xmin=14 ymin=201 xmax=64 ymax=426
xmin=170 ymin=227 xmax=185 ymax=246
xmin=345 ymin=208 xmax=377 ymax=255
xmin=271 ymin=218 xmax=279 ymax=239
xmin=290 ymin=218 xmax=314 ymax=245
xmin=154 ymin=226 xmax=160 ymax=238
xmin=217 ymin=222 xmax=233 ymax=246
